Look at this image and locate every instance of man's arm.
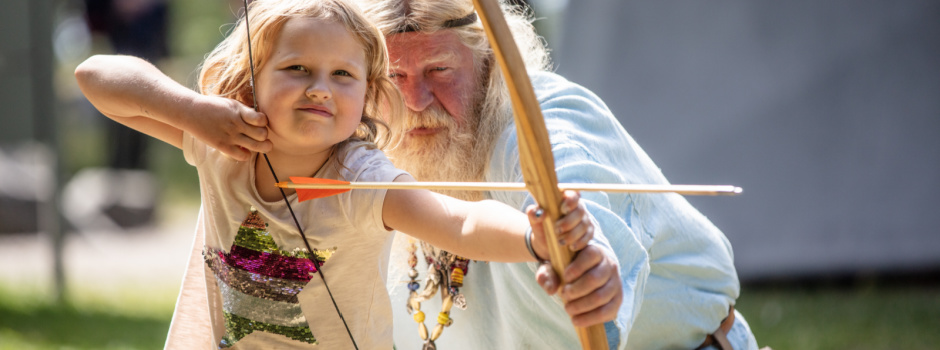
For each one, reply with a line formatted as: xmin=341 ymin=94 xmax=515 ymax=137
xmin=485 ymin=72 xmax=657 ymax=345
xmin=74 ymin=55 xmax=272 ymax=160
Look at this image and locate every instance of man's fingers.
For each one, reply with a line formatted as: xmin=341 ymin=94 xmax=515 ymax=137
xmin=562 ymin=245 xmax=603 ymax=282
xmin=559 ymin=190 xmax=580 ymax=215
xmin=564 ymin=274 xmax=618 ymax=315
xmin=555 ymin=200 xmax=589 ymax=246
xmin=561 ymin=259 xmax=607 ymax=301
xmin=569 ymin=281 xmax=623 ymax=327
xmin=569 ymin=224 xmax=594 ymax=251
xmin=535 ymin=262 xmax=560 ymax=295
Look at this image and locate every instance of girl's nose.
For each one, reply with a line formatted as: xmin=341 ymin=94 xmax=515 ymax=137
xmin=306 ymin=78 xmax=331 ymax=100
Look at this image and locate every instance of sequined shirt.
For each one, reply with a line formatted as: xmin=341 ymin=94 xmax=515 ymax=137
xmin=168 ymin=135 xmax=407 ymax=349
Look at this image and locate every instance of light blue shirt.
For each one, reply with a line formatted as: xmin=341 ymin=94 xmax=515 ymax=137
xmin=389 ymin=71 xmax=757 ymax=349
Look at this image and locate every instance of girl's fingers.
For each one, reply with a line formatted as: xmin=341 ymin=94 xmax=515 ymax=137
xmin=241 ymin=110 xmax=268 ymax=127
xmin=223 ymin=144 xmax=252 ymax=162
xmin=526 ymin=204 xmax=545 ymax=225
xmin=238 ymin=134 xmax=273 ymax=153
xmin=240 ymin=118 xmax=269 ymax=142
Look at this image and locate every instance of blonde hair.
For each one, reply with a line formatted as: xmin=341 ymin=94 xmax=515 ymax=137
xmin=199 ymin=0 xmax=403 ymax=150
xmin=358 ymin=0 xmax=551 ymax=167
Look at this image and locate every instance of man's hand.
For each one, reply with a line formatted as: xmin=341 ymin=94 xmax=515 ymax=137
xmin=186 ymin=95 xmax=272 ymax=161
xmin=536 ymin=243 xmax=623 ymax=327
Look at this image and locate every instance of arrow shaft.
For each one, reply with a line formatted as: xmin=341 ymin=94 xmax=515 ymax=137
xmin=277 ymin=181 xmax=742 ymax=196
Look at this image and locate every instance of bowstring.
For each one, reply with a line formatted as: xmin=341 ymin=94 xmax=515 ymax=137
xmin=242 ymin=1 xmax=359 ymax=348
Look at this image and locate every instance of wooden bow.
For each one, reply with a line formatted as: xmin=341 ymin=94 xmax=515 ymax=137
xmin=470 ymin=0 xmax=610 ymax=348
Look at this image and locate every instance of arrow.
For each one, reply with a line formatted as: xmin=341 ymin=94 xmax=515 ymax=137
xmin=280 ymin=177 xmax=741 ymax=202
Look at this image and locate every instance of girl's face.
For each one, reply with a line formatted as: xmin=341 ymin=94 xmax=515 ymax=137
xmin=256 ymin=16 xmax=368 ymax=157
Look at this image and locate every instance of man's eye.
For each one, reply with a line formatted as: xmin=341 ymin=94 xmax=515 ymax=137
xmin=388 ymin=72 xmax=402 ymax=78
xmin=432 ymin=67 xmax=448 ymax=72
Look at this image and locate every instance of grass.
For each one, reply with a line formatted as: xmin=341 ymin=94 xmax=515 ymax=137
xmin=736 ymin=283 xmax=940 ymax=350
xmin=1 ymin=281 xmax=938 ymax=349
xmin=0 ymin=285 xmax=176 ymax=350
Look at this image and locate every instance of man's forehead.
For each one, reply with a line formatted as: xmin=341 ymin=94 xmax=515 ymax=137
xmin=387 ymin=31 xmax=466 ymax=65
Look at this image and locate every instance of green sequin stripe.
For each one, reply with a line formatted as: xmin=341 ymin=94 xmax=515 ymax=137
xmin=220 ymin=310 xmax=318 ymax=347
xmin=233 ymin=226 xmax=335 ymax=261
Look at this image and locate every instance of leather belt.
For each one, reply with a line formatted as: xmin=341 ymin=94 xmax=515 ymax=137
xmin=696 ymin=305 xmax=735 ymax=350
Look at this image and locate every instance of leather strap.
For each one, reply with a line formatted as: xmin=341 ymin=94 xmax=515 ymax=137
xmin=696 ymin=305 xmax=735 ymax=350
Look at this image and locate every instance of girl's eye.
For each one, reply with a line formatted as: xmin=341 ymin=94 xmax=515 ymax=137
xmin=287 ymin=65 xmax=307 ymax=72
xmin=334 ymin=70 xmax=352 ymax=77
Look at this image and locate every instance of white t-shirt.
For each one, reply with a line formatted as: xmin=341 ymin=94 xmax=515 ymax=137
xmin=175 ymin=133 xmax=406 ymax=349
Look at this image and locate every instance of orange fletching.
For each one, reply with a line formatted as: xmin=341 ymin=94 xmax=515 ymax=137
xmin=289 ymin=177 xmax=352 ymax=202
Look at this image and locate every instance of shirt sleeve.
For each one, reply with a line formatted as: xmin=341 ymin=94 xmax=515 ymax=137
xmin=333 ymin=144 xmax=409 ymax=234
xmin=182 ymin=131 xmax=206 ymax=167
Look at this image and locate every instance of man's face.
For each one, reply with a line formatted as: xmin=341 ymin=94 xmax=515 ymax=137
xmin=386 ymin=30 xmax=480 ymax=137
xmin=384 ymin=29 xmax=489 ymax=188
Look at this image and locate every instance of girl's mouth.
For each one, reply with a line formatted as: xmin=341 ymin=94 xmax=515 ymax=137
xmin=299 ymin=105 xmax=333 ymax=117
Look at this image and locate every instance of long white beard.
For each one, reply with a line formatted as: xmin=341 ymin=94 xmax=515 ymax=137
xmin=384 ymin=93 xmax=512 ymax=298
xmin=387 ymin=105 xmax=491 ymax=202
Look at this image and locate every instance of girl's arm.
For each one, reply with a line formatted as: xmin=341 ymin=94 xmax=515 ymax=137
xmin=382 ymin=174 xmax=593 ymax=263
xmin=74 ymin=55 xmax=271 ymax=160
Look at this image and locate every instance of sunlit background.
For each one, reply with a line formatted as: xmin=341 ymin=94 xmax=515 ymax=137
xmin=1 ymin=0 xmax=938 ymax=349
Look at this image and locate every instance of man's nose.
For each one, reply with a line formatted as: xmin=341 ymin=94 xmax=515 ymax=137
xmin=400 ymin=79 xmax=433 ymax=112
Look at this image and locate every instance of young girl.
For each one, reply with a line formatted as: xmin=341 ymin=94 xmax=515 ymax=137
xmin=74 ymin=0 xmax=594 ymax=348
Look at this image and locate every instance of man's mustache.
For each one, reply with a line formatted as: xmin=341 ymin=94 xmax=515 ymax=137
xmin=398 ymin=106 xmax=456 ymax=132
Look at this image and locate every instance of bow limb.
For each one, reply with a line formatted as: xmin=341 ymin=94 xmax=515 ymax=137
xmin=470 ymin=1 xmax=610 ymax=349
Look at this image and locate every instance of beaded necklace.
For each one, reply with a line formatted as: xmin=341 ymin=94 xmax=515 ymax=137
xmin=405 ymin=238 xmax=471 ymax=350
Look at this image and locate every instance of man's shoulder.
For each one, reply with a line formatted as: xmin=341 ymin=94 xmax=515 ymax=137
xmin=528 ymin=70 xmax=574 ymax=94
xmin=527 ymin=71 xmax=611 ymax=117
xmin=528 ymin=71 xmax=593 ymax=96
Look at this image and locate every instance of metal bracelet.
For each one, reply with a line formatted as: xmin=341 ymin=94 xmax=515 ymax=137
xmin=524 ymin=227 xmax=541 ymax=262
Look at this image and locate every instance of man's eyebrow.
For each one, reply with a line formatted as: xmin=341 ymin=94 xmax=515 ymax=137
xmin=391 ymin=51 xmax=459 ymax=69
xmin=424 ymin=51 xmax=458 ymax=63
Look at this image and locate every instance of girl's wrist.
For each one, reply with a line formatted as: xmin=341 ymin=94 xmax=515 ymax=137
xmin=525 ymin=227 xmax=547 ymax=262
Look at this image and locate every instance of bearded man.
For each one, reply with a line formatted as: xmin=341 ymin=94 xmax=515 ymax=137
xmin=358 ymin=0 xmax=762 ymax=349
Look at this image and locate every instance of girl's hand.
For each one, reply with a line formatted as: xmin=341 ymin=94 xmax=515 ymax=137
xmin=525 ymin=190 xmax=595 ymax=261
xmin=186 ymin=95 xmax=273 ymax=161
